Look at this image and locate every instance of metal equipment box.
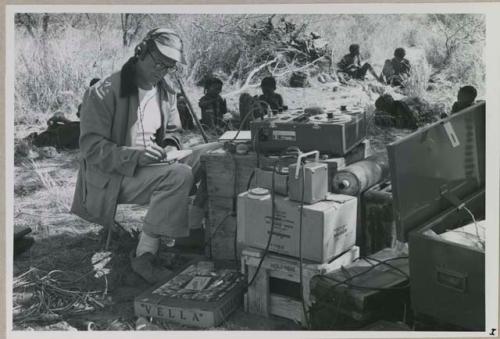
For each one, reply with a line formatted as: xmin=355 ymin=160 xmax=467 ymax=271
xmin=387 ymin=102 xmax=486 ymax=330
xmin=409 ymin=190 xmax=485 ymax=331
xmin=250 ymin=110 xmax=366 ymax=156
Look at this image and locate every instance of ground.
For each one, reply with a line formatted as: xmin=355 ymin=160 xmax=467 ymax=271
xmin=11 ymin=78 xmax=443 ymax=331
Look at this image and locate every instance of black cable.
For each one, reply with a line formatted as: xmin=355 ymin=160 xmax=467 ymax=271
xmin=320 ymin=274 xmax=410 ymax=291
xmin=230 ymin=103 xmax=263 ymax=143
xmin=298 ymin=158 xmax=310 ymax=329
xmin=362 ymin=256 xmax=409 ymax=280
xmin=247 ymin=160 xmax=279 ymax=287
xmin=317 ymin=256 xmax=410 ymax=292
xmin=246 ymin=169 xmax=256 ymax=191
xmin=245 ymin=151 xmax=300 ymax=287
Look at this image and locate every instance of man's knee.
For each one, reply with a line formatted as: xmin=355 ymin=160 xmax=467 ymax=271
xmin=164 ymin=163 xmax=194 ymax=188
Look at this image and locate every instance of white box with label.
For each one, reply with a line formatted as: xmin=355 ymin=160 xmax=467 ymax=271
xmin=237 ymin=190 xmax=357 ymax=263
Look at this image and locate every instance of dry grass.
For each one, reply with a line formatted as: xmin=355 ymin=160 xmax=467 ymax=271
xmin=14 ymin=13 xmax=485 ymax=126
xmin=29 ymin=159 xmax=72 ymax=213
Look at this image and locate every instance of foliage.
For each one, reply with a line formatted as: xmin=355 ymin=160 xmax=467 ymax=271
xmin=14 ymin=13 xmax=485 ymax=124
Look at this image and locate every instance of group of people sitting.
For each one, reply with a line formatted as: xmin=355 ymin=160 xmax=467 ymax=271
xmin=374 ymin=85 xmax=478 ymax=129
xmin=337 ymin=43 xmax=411 ymax=87
xmin=176 ymin=75 xmax=287 ymax=132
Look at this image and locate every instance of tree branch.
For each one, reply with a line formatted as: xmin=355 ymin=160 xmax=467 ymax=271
xmin=222 ymin=56 xmax=280 ymax=98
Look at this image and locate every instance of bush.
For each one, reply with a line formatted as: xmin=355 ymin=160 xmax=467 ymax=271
xmin=14 ymin=13 xmax=485 ymax=125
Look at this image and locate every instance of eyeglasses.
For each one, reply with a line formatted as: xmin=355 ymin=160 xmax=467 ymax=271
xmin=149 ymin=50 xmax=177 ymax=73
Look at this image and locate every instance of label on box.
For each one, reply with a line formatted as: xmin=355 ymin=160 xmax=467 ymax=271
xmin=273 ymin=130 xmax=296 ymax=141
xmin=239 ymin=193 xmax=357 ymax=262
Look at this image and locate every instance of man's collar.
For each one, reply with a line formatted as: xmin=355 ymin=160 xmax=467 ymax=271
xmin=120 ymin=57 xmax=137 ymax=98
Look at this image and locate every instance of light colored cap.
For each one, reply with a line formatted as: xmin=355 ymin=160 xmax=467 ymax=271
xmin=146 ymin=28 xmax=186 ymax=65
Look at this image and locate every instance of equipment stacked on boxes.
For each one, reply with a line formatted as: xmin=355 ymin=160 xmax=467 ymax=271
xmin=237 ymin=150 xmax=361 ymax=327
xmin=201 ymin=106 xmax=372 ymax=262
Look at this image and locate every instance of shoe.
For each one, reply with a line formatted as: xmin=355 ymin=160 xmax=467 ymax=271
xmin=130 ymin=251 xmax=172 ymax=284
xmin=14 ymin=237 xmax=34 ymax=257
xmin=174 ymin=228 xmax=205 ymax=249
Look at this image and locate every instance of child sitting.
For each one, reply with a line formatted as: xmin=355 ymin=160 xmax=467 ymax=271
xmin=198 ymin=77 xmax=228 ymax=129
xmin=258 ymin=76 xmax=287 ymax=114
xmin=451 ymin=85 xmax=478 ymax=114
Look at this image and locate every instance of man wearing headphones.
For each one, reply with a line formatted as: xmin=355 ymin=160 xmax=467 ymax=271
xmin=71 ymin=28 xmax=212 ymax=283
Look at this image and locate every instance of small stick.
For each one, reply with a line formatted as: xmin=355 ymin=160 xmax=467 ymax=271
xmin=175 ymin=76 xmax=209 ymax=143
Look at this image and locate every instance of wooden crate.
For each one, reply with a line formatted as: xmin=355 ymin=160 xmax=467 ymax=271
xmin=205 ymin=198 xmax=239 ymax=261
xmin=134 ymin=261 xmax=244 ymax=328
xmin=201 ymin=141 xmax=371 ymax=208
xmin=240 ymin=246 xmax=359 ymax=325
xmin=201 ymin=149 xmax=283 ymax=201
xmin=309 ymin=246 xmax=410 ymax=329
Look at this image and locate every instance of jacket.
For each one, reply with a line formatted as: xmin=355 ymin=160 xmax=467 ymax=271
xmin=71 ymin=58 xmax=180 ymax=228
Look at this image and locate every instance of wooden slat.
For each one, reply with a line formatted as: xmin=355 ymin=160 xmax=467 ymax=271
xmin=241 ymin=246 xmax=359 ymax=325
xmin=246 ymin=266 xmax=269 ymax=316
xmin=269 ymin=294 xmax=303 ymax=323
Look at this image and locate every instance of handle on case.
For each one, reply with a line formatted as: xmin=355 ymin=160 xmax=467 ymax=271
xmin=294 ymin=150 xmax=320 ymax=179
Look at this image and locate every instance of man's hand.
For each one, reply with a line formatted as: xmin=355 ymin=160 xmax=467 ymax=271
xmin=138 ymin=143 xmax=167 ymax=166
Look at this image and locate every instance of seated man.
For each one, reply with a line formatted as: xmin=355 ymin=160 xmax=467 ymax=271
xmin=71 ymin=28 xmax=219 ymax=284
xmin=451 ymin=85 xmax=478 ymax=114
xmin=381 ymin=47 xmax=411 ymax=87
xmin=337 ymin=44 xmax=380 ymax=82
xmin=258 ymin=76 xmax=287 ymax=114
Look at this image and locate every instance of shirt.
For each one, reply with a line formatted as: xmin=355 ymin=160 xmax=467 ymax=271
xmin=135 ymin=86 xmax=162 ymax=147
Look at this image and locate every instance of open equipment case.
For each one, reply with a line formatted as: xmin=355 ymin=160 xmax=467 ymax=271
xmin=387 ymin=101 xmax=486 ymax=330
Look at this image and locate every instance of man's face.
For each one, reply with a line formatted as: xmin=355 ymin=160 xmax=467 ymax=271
xmin=137 ymin=48 xmax=177 ymax=88
xmin=207 ymin=84 xmax=222 ymax=96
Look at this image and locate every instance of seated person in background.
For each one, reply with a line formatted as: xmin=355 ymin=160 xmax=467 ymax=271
xmin=25 ymin=78 xmax=101 ymax=150
xmin=374 ymin=93 xmax=419 ymax=130
xmin=337 ymin=44 xmax=380 ymax=82
xmin=258 ymin=76 xmax=287 ymax=114
xmin=198 ymin=77 xmax=228 ymax=129
xmin=381 ymin=47 xmax=411 ymax=87
xmin=452 ymin=85 xmax=478 ymax=114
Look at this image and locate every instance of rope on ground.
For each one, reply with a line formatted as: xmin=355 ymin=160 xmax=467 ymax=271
xmin=13 ymin=267 xmax=108 ymax=325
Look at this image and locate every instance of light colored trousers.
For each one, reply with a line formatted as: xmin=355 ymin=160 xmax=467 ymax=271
xmin=117 ymin=142 xmax=221 ymax=238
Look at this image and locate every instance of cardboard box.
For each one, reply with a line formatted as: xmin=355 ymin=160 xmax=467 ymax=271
xmin=134 ymin=261 xmax=244 ymax=328
xmin=238 ymin=192 xmax=357 ymax=263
